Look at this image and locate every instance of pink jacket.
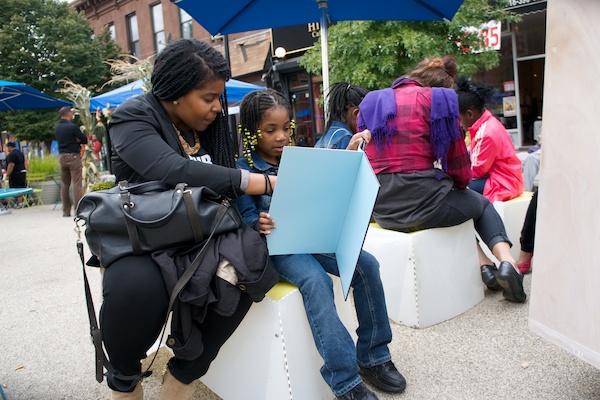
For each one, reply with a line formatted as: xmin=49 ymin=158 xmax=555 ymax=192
xmin=469 ymin=110 xmax=524 ymax=202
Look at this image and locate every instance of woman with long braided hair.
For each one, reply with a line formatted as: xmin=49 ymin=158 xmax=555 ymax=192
xmin=102 ymin=38 xmax=276 ymax=399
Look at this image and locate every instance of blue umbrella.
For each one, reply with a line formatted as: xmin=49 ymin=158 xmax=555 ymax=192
xmin=172 ymin=0 xmax=466 ymax=95
xmin=90 ymin=78 xmax=265 ymax=111
xmin=0 ymin=80 xmax=72 ymax=111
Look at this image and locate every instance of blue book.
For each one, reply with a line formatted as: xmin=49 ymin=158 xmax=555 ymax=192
xmin=267 ymin=146 xmax=379 ymax=298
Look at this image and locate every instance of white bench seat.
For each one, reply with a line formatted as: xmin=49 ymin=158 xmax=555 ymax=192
xmin=363 ymin=220 xmax=484 ymax=329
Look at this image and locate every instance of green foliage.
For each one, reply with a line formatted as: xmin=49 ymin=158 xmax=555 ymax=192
xmin=300 ymin=0 xmax=520 ymax=90
xmin=27 ymin=156 xmax=60 ymax=175
xmin=0 ymin=0 xmax=122 ymax=144
xmin=90 ymin=180 xmax=115 ymax=192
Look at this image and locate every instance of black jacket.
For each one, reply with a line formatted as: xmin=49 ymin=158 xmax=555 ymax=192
xmin=152 ymin=224 xmax=279 ymax=360
xmin=108 ymin=92 xmax=245 ymax=197
xmin=54 ymin=119 xmax=88 ymax=154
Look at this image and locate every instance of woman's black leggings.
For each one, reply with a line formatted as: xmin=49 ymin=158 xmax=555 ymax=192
xmin=520 ymin=189 xmax=538 ymax=253
xmin=100 ymin=254 xmax=253 ymax=392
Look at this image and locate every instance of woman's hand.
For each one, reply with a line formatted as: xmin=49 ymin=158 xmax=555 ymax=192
xmin=345 ymin=129 xmax=371 ymax=151
xmin=258 ymin=212 xmax=276 ymax=235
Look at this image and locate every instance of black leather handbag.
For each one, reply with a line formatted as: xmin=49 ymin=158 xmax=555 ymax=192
xmin=75 ymin=180 xmax=243 ymax=267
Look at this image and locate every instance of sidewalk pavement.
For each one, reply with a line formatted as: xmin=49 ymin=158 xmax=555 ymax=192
xmin=1 ymin=204 xmax=599 ymax=400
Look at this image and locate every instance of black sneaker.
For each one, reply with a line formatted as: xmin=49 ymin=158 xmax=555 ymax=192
xmin=359 ymin=361 xmax=406 ymax=393
xmin=496 ymin=261 xmax=527 ymax=303
xmin=337 ymin=382 xmax=378 ymax=400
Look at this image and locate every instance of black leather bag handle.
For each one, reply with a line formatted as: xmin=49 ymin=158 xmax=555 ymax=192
xmin=120 ymin=182 xmax=187 ymax=227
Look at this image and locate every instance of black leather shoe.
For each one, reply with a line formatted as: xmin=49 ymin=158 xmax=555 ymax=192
xmin=337 ymin=382 xmax=378 ymax=400
xmin=496 ymin=261 xmax=527 ymax=303
xmin=359 ymin=361 xmax=406 ymax=393
xmin=480 ymin=264 xmax=502 ymax=291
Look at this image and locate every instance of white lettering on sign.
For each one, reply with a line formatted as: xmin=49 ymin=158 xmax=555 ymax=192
xmin=458 ymin=21 xmax=501 ymax=54
xmin=508 ymin=0 xmax=543 ymax=6
xmin=308 ymin=22 xmax=321 ymax=38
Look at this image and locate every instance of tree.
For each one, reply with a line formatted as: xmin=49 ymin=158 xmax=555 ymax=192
xmin=300 ymin=0 xmax=520 ymax=90
xmin=0 ymin=0 xmax=121 ymax=144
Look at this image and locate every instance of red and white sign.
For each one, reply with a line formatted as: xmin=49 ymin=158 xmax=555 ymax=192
xmin=458 ymin=21 xmax=501 ymax=54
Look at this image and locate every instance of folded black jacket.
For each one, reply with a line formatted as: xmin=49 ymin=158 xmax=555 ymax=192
xmin=152 ymin=224 xmax=279 ymax=360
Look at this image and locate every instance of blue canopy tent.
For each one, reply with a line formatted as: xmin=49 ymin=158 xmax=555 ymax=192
xmin=0 ymin=80 xmax=72 ymax=111
xmin=90 ymin=78 xmax=265 ymax=113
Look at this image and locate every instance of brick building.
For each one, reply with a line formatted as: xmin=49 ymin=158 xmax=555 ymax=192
xmin=70 ymin=0 xmax=271 ymax=84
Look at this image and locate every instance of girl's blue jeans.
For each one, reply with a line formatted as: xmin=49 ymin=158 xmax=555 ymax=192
xmin=271 ymin=250 xmax=392 ymax=396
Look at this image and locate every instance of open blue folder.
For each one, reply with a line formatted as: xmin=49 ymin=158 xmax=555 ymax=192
xmin=266 ymin=146 xmax=380 ymax=299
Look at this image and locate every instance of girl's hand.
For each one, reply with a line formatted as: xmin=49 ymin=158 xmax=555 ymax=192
xmin=346 ymin=129 xmax=371 ymax=151
xmin=258 ymin=212 xmax=276 ymax=235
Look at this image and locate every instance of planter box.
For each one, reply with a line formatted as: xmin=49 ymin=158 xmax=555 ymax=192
xmin=30 ymin=180 xmax=60 ymax=205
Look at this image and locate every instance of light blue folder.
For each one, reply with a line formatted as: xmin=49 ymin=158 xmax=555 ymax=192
xmin=267 ymin=146 xmax=380 ymax=298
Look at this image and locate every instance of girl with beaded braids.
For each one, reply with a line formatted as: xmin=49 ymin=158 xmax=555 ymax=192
xmin=102 ymin=38 xmax=277 ymax=400
xmin=455 ymin=75 xmax=524 ymax=202
xmin=235 ymin=89 xmax=405 ymax=400
xmin=315 ymin=81 xmax=370 ymax=149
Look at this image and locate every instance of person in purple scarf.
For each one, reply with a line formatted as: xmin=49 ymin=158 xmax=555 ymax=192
xmin=358 ymin=56 xmax=526 ymax=304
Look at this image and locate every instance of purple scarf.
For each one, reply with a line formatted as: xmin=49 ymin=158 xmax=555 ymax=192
xmin=358 ymin=78 xmax=460 ymax=175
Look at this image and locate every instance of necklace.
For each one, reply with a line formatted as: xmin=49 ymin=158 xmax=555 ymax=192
xmin=172 ymin=124 xmax=201 ymax=155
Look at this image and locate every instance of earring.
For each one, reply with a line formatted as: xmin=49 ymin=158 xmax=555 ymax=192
xmin=173 ymin=100 xmax=179 ymax=105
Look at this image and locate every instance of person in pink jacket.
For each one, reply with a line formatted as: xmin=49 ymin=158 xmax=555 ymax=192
xmin=455 ymin=77 xmax=524 ymax=202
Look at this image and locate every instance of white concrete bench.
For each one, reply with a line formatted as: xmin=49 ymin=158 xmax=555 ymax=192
xmin=201 ymin=277 xmax=357 ymax=400
xmin=362 ymin=220 xmax=484 ymax=329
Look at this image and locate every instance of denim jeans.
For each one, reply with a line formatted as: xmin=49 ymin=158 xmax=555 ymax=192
xmin=271 ymin=250 xmax=392 ymax=396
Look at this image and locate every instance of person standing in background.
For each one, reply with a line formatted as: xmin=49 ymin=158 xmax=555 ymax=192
xmin=90 ymin=134 xmax=102 ymax=163
xmin=54 ymin=107 xmax=87 ymax=217
xmin=3 ymin=141 xmax=27 ymax=208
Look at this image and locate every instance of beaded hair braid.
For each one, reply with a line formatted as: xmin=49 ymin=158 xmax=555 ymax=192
xmin=325 ymin=81 xmax=369 ymax=132
xmin=455 ymin=75 xmax=494 ymax=114
xmin=151 ymin=38 xmax=236 ymax=168
xmin=238 ymin=88 xmax=295 ymax=168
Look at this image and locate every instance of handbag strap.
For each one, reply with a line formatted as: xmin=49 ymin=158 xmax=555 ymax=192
xmin=119 ymin=183 xmax=143 ymax=254
xmin=74 ymin=204 xmax=229 ymax=387
xmin=182 ymin=189 xmax=203 ymax=243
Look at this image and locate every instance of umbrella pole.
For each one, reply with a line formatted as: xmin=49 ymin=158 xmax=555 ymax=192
xmin=318 ymin=0 xmax=329 ymax=126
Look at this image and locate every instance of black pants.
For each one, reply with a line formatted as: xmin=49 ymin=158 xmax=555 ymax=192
xmin=411 ymin=187 xmax=511 ymax=250
xmin=100 ymin=254 xmax=253 ymax=391
xmin=520 ymin=190 xmax=538 ymax=253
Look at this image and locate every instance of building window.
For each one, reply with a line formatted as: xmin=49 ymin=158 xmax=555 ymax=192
xmin=151 ymin=3 xmax=166 ymax=53
xmin=127 ymin=13 xmax=140 ymax=59
xmin=107 ymin=22 xmax=116 ymax=40
xmin=180 ymin=8 xmax=193 ymax=39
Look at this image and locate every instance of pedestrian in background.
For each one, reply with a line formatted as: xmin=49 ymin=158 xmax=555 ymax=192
xmin=54 ymin=106 xmax=87 ymax=217
xmin=3 ymin=141 xmax=27 ymax=208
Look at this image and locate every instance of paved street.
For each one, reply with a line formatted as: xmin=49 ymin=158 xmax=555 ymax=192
xmin=1 ymin=204 xmax=599 ymax=399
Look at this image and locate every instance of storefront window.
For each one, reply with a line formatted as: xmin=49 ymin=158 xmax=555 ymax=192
xmin=515 ymin=11 xmax=546 ymax=58
xmin=473 ymin=24 xmax=517 ymax=130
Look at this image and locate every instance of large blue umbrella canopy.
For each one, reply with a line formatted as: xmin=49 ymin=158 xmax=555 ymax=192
xmin=0 ymin=80 xmax=72 ymax=111
xmin=172 ymin=0 xmax=466 ymax=95
xmin=90 ymin=78 xmax=265 ymax=111
xmin=174 ymin=0 xmax=464 ymax=35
